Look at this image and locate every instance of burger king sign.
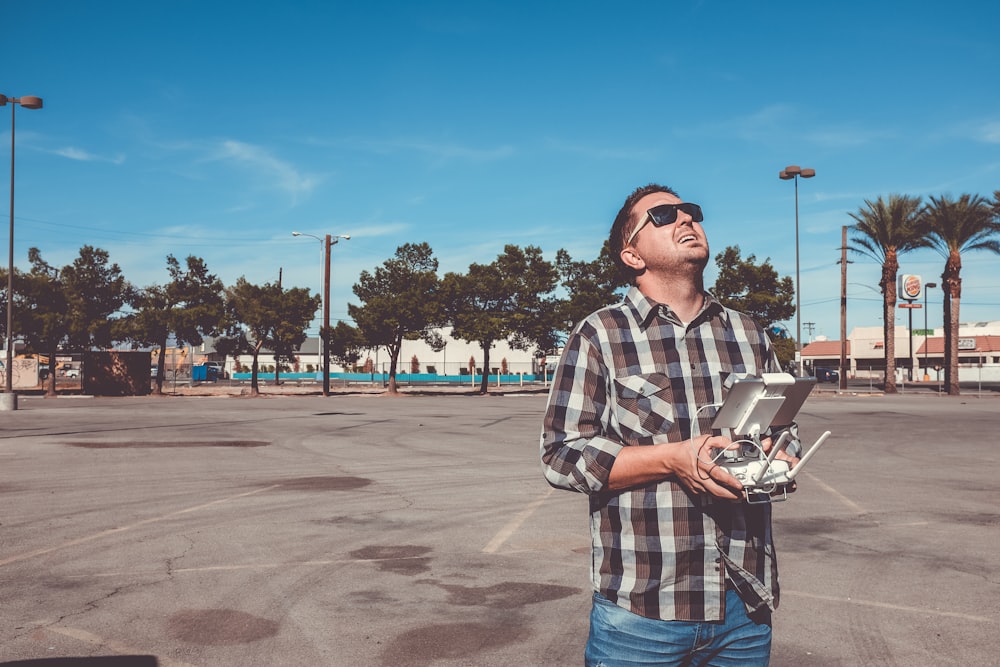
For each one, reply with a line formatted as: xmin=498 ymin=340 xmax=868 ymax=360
xmin=898 ymin=274 xmax=923 ymax=301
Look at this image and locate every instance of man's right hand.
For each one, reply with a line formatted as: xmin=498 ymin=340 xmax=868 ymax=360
xmin=607 ymin=435 xmax=745 ymax=499
xmin=669 ymin=435 xmax=744 ymax=501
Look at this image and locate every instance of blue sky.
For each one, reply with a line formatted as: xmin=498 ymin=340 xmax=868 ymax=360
xmin=4 ymin=0 xmax=999 ymax=342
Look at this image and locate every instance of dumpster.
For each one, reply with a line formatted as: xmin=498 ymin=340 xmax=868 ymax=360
xmin=192 ymin=364 xmax=219 ymax=382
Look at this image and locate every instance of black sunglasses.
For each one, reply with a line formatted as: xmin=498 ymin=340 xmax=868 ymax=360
xmin=627 ymin=203 xmax=704 ymax=245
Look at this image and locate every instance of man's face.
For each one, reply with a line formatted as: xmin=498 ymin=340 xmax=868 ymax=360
xmin=624 ymin=191 xmax=710 ymax=274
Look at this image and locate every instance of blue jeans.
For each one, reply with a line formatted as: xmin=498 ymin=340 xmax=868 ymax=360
xmin=585 ymin=590 xmax=772 ymax=666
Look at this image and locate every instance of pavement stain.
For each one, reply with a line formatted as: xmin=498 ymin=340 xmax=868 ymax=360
xmin=266 ymin=476 xmax=372 ymax=491
xmin=378 ymin=620 xmax=531 ymax=667
xmin=777 ymin=514 xmax=879 ymax=535
xmin=350 ymin=545 xmax=433 ymax=574
xmin=166 ymin=608 xmax=279 ymax=645
xmin=432 ymin=581 xmax=581 ymax=609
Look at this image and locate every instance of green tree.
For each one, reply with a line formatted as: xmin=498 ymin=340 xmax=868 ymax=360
xmin=441 ymin=244 xmax=559 ymax=394
xmin=848 ymin=195 xmax=928 ymax=393
xmin=710 ymin=246 xmax=796 ymax=370
xmin=59 ymin=245 xmax=134 ymax=350
xmin=325 ymin=320 xmax=365 ymax=371
xmin=128 ymin=255 xmax=225 ymax=395
xmin=348 ymin=243 xmax=442 ymax=394
xmin=217 ymin=278 xmax=319 ymax=396
xmin=12 ymin=249 xmax=70 ymax=397
xmin=922 ymin=193 xmax=1000 ymax=395
xmin=1 ymin=246 xmax=131 ymax=394
xmin=555 ymin=240 xmax=627 ymax=336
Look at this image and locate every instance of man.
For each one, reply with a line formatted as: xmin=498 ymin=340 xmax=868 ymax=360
xmin=540 ymin=183 xmax=799 ymax=666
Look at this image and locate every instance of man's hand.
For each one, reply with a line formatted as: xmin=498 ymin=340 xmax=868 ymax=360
xmin=669 ymin=435 xmax=744 ymax=501
xmin=773 ymin=447 xmax=800 ymax=494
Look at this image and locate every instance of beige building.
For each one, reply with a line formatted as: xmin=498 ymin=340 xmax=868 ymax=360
xmin=802 ymin=321 xmax=1000 ymax=383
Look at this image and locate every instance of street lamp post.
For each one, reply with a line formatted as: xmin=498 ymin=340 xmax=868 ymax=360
xmin=779 ymin=165 xmax=816 ymax=377
xmin=1 ymin=94 xmax=44 ymax=412
xmin=923 ymin=282 xmax=937 ymax=381
xmin=292 ymin=231 xmax=350 ymax=396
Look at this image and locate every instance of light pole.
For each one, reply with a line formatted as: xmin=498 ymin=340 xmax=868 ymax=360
xmin=292 ymin=231 xmax=350 ymax=396
xmin=923 ymin=281 xmax=937 ymax=381
xmin=779 ymin=165 xmax=815 ymax=377
xmin=1 ymin=94 xmax=43 ymax=412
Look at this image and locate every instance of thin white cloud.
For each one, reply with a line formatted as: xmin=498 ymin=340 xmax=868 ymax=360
xmin=209 ymin=139 xmax=321 ymax=202
xmin=720 ymin=104 xmax=796 ymax=141
xmin=335 ymin=222 xmax=410 ymax=238
xmin=803 ymin=127 xmax=893 ymax=148
xmin=976 ymin=121 xmax=1000 ymax=143
xmin=50 ymin=146 xmax=126 ymax=164
xmin=543 ymin=138 xmax=658 ymax=161
xmin=693 ymin=105 xmax=890 ymax=147
xmin=316 ymin=136 xmax=513 ymax=163
xmin=369 ymin=138 xmax=515 ymax=162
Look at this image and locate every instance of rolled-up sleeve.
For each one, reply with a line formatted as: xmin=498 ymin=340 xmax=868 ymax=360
xmin=540 ymin=325 xmax=624 ymax=495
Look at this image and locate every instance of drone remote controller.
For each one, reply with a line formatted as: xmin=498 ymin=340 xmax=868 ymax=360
xmin=708 ymin=374 xmax=833 ymax=503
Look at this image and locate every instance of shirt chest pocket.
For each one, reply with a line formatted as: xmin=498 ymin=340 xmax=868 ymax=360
xmin=613 ymin=373 xmax=676 ymax=441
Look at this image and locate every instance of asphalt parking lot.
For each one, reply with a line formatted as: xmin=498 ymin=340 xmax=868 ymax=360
xmin=0 ymin=390 xmax=997 ymax=666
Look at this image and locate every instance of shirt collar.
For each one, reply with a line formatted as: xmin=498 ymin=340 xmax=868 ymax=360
xmin=624 ymin=285 xmax=731 ymax=330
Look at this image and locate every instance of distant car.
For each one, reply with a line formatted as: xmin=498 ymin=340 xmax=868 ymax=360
xmin=815 ymin=367 xmax=839 ymax=383
xmin=205 ymin=361 xmax=227 ymax=379
xmin=63 ymin=368 xmax=80 ymax=378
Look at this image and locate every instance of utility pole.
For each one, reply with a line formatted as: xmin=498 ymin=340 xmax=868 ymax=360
xmin=839 ymin=225 xmax=848 ymax=391
xmin=322 ymin=234 xmax=331 ymax=397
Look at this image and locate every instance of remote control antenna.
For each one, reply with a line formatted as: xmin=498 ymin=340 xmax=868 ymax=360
xmin=752 ymin=430 xmax=792 ymax=484
xmin=784 ymin=431 xmax=832 ymax=481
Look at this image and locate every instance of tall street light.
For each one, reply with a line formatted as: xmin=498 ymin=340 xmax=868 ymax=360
xmin=779 ymin=165 xmax=816 ymax=377
xmin=1 ymin=94 xmax=43 ymax=412
xmin=292 ymin=231 xmax=350 ymax=396
xmin=923 ymin=281 xmax=937 ymax=381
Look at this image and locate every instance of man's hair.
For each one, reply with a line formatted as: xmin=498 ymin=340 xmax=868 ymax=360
xmin=609 ymin=183 xmax=679 ymax=284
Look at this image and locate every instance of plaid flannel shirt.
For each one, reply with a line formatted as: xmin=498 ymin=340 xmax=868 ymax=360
xmin=540 ymin=286 xmax=782 ymax=621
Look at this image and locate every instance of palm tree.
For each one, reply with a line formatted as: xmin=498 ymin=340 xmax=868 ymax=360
xmin=921 ymin=193 xmax=1000 ymax=395
xmin=848 ymin=195 xmax=928 ymax=393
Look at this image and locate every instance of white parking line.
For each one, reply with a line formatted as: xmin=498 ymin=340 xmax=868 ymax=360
xmin=0 ymin=485 xmax=282 ymax=568
xmin=801 ymin=471 xmax=868 ymax=515
xmin=784 ymin=590 xmax=993 ymax=623
xmin=482 ymin=487 xmax=555 ymax=554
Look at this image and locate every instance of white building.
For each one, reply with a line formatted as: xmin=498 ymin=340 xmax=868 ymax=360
xmin=198 ymin=327 xmax=546 ymax=378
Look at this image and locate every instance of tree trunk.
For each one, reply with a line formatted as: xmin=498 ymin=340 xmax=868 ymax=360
xmin=478 ymin=342 xmax=492 ymax=394
xmin=944 ymin=254 xmax=962 ymax=395
xmin=943 ymin=289 xmax=953 ymax=394
xmin=947 ymin=291 xmax=961 ymax=395
xmin=250 ymin=344 xmax=262 ymax=396
xmin=44 ymin=341 xmax=58 ymax=398
xmin=386 ymin=337 xmax=402 ymax=394
xmin=882 ymin=258 xmax=898 ymax=394
xmin=152 ymin=341 xmax=167 ymax=396
xmin=274 ymin=354 xmax=281 ymax=386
